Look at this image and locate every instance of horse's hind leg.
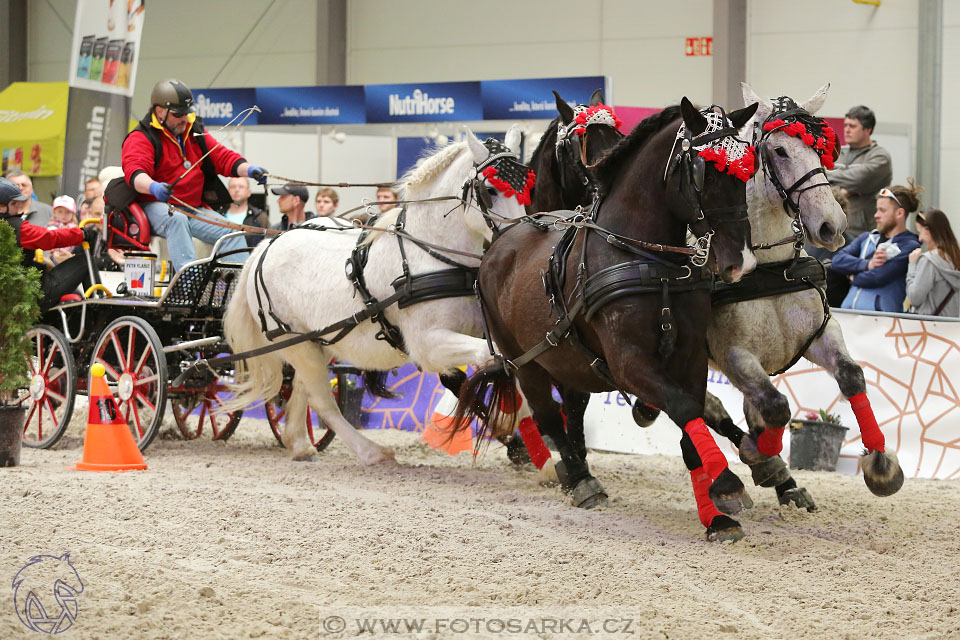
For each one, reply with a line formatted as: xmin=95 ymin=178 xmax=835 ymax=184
xmin=804 ymin=320 xmax=904 ymax=497
xmin=557 ymin=386 xmax=589 ymax=461
xmin=518 ymin=366 xmax=607 ymax=509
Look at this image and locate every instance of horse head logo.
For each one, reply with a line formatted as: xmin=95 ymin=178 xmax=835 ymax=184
xmin=12 ymin=553 xmax=84 ymax=634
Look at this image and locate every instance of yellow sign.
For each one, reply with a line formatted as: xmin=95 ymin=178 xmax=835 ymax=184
xmin=0 ymin=82 xmax=69 ymax=176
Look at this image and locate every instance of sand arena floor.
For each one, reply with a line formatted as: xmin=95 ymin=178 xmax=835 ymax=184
xmin=2 ymin=418 xmax=959 ymax=640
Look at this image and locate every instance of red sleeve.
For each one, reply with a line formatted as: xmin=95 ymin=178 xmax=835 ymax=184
xmin=18 ymin=221 xmax=84 ymax=251
xmin=205 ymin=132 xmax=246 ymax=177
xmin=122 ymin=129 xmax=156 ymax=184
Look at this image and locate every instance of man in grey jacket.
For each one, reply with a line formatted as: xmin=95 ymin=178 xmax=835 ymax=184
xmin=826 ymin=106 xmax=892 ymax=238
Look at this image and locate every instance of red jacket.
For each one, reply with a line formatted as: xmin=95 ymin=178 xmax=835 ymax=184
xmin=13 ymin=218 xmax=83 ymax=250
xmin=121 ymin=112 xmax=245 ymax=208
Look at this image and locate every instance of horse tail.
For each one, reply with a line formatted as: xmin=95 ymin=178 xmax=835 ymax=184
xmin=362 ymin=370 xmax=397 ymax=399
xmin=220 ymin=261 xmax=285 ymax=414
xmin=450 ymin=361 xmax=519 ymax=442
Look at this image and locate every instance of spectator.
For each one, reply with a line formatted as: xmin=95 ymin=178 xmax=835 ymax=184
xmin=83 ymin=177 xmax=103 ymax=200
xmin=4 ymin=169 xmax=53 ymax=226
xmin=270 ymin=183 xmax=315 ymax=231
xmin=0 ymin=177 xmax=97 ymax=311
xmin=906 ymin=208 xmax=960 ymax=317
xmin=831 ymin=181 xmax=922 ymax=312
xmin=222 ymin=177 xmax=270 ymax=247
xmin=78 ymin=197 xmax=95 ymax=221
xmin=376 ymin=185 xmax=398 ymax=213
xmin=47 ymin=195 xmax=81 ymax=265
xmin=121 ymin=78 xmax=268 ymax=271
xmin=825 ymin=106 xmax=893 ymax=238
xmin=316 ymin=188 xmax=339 ymax=217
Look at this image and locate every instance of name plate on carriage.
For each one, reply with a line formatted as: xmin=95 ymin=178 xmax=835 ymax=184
xmin=124 ymin=252 xmax=157 ymax=296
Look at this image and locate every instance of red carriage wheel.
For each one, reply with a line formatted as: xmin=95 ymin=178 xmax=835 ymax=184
xmin=19 ymin=325 xmax=77 ymax=449
xmin=171 ymin=388 xmax=242 ymax=441
xmin=264 ymin=379 xmax=337 ymax=453
xmin=90 ymin=316 xmax=167 ymax=452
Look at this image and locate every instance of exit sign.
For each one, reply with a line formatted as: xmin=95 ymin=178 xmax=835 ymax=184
xmin=685 ymin=37 xmax=713 ymax=56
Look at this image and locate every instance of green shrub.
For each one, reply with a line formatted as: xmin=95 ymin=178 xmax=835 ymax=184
xmin=0 ymin=222 xmax=41 ymax=401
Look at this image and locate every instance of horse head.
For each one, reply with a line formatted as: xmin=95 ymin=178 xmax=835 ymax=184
xmin=664 ymin=97 xmax=759 ymax=283
xmin=463 ymin=125 xmax=534 ymax=243
xmin=547 ymin=89 xmax=624 ymax=209
xmin=742 ymin=82 xmax=847 ymax=252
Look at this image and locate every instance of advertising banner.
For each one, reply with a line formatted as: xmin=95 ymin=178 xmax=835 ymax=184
xmin=257 ymin=85 xmax=366 ymax=125
xmin=365 ymin=81 xmax=482 ymax=123
xmin=63 ymin=0 xmax=145 ymax=194
xmin=481 ymin=76 xmax=608 ymax=120
xmin=0 ymin=82 xmax=68 ymax=176
xmin=193 ymin=88 xmax=259 ymax=126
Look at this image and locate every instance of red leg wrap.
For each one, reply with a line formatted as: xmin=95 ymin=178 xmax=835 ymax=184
xmin=516 ymin=417 xmax=551 ymax=469
xmin=850 ymin=392 xmax=884 ymax=452
xmin=757 ymin=427 xmax=785 ymax=456
xmin=684 ymin=418 xmax=728 ymax=480
xmin=499 ymin=387 xmax=523 ymax=415
xmin=690 ymin=468 xmax=723 ymax=528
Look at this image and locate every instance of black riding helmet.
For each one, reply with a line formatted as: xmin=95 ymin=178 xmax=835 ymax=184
xmin=0 ymin=177 xmax=29 ymax=207
xmin=150 ymin=78 xmax=195 ymax=116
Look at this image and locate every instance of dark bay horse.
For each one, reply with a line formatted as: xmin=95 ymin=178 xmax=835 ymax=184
xmin=456 ymin=98 xmax=760 ymax=541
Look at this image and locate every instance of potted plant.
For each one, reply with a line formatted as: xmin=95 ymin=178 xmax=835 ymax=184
xmin=0 ymin=222 xmax=42 ymax=467
xmin=789 ymin=408 xmax=849 ymax=472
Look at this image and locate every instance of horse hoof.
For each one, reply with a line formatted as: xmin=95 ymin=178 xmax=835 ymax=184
xmin=632 ymin=401 xmax=660 ymax=428
xmin=709 ymin=468 xmax=752 ymax=514
xmin=506 ymin=436 xmax=532 ymax=466
xmin=571 ymin=477 xmax=608 ymax=509
xmin=706 ymin=515 xmax=744 ymax=543
xmin=739 ymin=437 xmax=792 ymax=487
xmin=862 ymin=450 xmax=905 ymax=497
xmin=778 ymin=487 xmax=817 ymax=512
xmin=291 ymin=452 xmax=317 ymax=462
xmin=712 ymin=490 xmax=753 ymax=515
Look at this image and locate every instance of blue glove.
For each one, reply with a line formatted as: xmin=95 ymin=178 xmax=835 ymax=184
xmin=247 ymin=165 xmax=268 ymax=185
xmin=149 ymin=181 xmax=172 ymax=202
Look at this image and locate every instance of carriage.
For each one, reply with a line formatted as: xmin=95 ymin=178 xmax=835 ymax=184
xmin=18 ymin=202 xmax=349 ymax=454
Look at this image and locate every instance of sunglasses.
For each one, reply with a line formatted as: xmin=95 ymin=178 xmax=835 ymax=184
xmin=917 ymin=211 xmax=927 ymax=224
xmin=878 ymin=188 xmax=903 ymax=209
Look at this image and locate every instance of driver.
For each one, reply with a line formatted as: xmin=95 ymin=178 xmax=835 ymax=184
xmin=121 ymin=78 xmax=269 ymax=271
xmin=0 ymin=177 xmax=98 ymax=310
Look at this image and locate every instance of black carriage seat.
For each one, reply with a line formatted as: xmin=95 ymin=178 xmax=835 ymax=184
xmin=160 ymin=254 xmax=242 ymax=311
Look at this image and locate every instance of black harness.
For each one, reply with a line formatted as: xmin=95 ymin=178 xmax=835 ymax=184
xmin=481 ymin=108 xmax=752 ymax=393
xmin=710 ymin=98 xmax=840 ymax=375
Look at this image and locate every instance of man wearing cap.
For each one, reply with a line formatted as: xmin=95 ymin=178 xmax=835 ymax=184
xmin=121 ymin=78 xmax=270 ymax=271
xmin=0 ymin=177 xmax=99 ymax=310
xmin=4 ymin=169 xmax=53 ymax=227
xmin=270 ymin=183 xmax=315 ymax=231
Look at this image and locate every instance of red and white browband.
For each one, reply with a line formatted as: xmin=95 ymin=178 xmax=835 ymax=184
xmin=557 ymin=104 xmax=623 ymax=144
xmin=674 ymin=110 xmax=757 ymax=183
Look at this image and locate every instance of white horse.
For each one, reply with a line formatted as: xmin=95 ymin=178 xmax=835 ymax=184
xmin=704 ymin=83 xmax=904 ymax=503
xmin=223 ymin=127 xmax=531 ymax=463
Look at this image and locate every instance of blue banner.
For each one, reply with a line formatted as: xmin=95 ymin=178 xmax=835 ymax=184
xmin=366 ymin=81 xmax=482 ymax=123
xmin=256 ymin=85 xmax=366 ymax=125
xmin=193 ymin=88 xmax=258 ymax=126
xmin=481 ymin=76 xmax=607 ymax=120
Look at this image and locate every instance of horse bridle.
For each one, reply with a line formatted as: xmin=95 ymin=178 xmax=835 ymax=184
xmin=664 ymin=105 xmax=753 ymax=267
xmin=555 ymin=121 xmax=597 ymax=197
xmin=461 ymin=140 xmax=534 ymax=241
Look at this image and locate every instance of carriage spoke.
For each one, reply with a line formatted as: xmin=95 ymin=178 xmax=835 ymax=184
xmin=196 ymin=401 xmax=208 ymax=436
xmin=208 ymin=404 xmax=219 ymax=436
xmin=41 ymin=343 xmax=59 ymax=377
xmin=134 ymin=391 xmax=157 ymax=413
xmin=134 ymin=345 xmax=152 ymax=377
xmin=130 ymin=399 xmax=144 ymax=439
xmin=126 ymin=326 xmax=136 ymax=372
xmin=110 ymin=332 xmax=126 ymax=371
xmin=97 ymin=357 xmax=121 ymax=381
xmin=45 ymin=389 xmax=66 ymax=405
xmin=134 ymin=373 xmax=159 ymax=388
xmin=35 ymin=333 xmax=44 ymax=368
xmin=36 ymin=401 xmax=44 ymax=438
xmin=47 ymin=366 xmax=67 ymax=384
xmin=44 ymin=398 xmax=57 ymax=426
xmin=24 ymin=402 xmax=38 ymax=434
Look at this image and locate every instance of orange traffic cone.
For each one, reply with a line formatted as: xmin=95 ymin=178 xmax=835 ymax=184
xmin=73 ymin=363 xmax=147 ymax=472
xmin=421 ymin=387 xmax=475 ymax=455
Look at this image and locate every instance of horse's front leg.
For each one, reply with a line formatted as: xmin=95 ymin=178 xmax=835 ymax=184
xmin=803 ymin=319 xmax=904 ymax=497
xmin=716 ymin=346 xmax=816 ymax=510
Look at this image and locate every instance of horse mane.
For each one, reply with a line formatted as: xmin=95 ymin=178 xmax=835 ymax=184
xmin=593 ymin=105 xmax=682 ymax=190
xmin=401 ymin=140 xmax=468 ymax=193
xmin=529 ymin=116 xmax=560 ymax=167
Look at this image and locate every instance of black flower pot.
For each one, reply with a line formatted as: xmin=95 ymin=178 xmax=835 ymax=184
xmin=789 ymin=419 xmax=849 ymax=471
xmin=0 ymin=405 xmax=28 ymax=467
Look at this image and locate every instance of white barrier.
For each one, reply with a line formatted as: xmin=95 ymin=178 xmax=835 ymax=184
xmin=583 ymin=310 xmax=960 ymax=480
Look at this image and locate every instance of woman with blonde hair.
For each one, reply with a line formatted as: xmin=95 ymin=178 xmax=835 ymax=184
xmin=906 ymin=208 xmax=960 ymax=316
